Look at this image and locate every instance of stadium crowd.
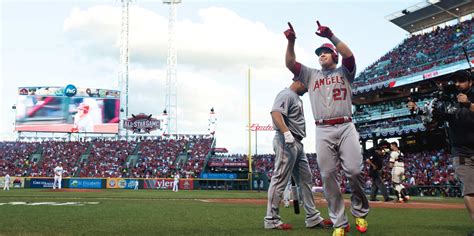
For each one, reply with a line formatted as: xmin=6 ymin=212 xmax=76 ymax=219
xmin=0 ymin=138 xmax=463 ymax=196
xmin=0 ymin=136 xmax=213 ymax=179
xmin=353 ymin=19 xmax=474 ymax=88
xmin=252 ymin=148 xmax=461 ymax=197
xmin=0 ymin=142 xmax=38 ymax=176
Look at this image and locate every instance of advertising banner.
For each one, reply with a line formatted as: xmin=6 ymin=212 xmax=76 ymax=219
xmin=106 ymin=178 xmax=119 ymax=189
xmin=69 ymin=178 xmax=102 ymax=189
xmin=0 ymin=177 xmax=25 ymax=188
xmin=30 ymin=178 xmax=55 ymax=188
xmin=200 ymin=173 xmax=237 ymax=180
xmin=106 ymin=178 xmax=138 ymax=189
xmin=179 ymin=179 xmax=194 ymax=190
xmin=123 ymin=113 xmax=160 ymax=133
xmin=142 ymin=179 xmax=193 ymax=190
xmin=143 ymin=179 xmax=174 ymax=190
xmin=208 ymin=162 xmax=248 ymax=167
xmin=15 ymin=86 xmax=120 ymax=133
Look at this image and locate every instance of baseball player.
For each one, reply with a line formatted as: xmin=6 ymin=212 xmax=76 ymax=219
xmin=134 ymin=179 xmax=139 ymax=190
xmin=389 ymin=142 xmax=409 ymax=203
xmin=71 ymin=103 xmax=94 ymax=133
xmin=284 ymin=21 xmax=369 ymax=235
xmin=172 ymin=173 xmax=179 ymax=192
xmin=53 ymin=162 xmax=64 ymax=190
xmin=3 ymin=173 xmax=10 ymax=191
xmin=264 ymin=80 xmax=332 ymax=230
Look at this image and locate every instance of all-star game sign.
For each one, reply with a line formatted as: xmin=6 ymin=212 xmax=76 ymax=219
xmin=123 ymin=114 xmax=160 ymax=133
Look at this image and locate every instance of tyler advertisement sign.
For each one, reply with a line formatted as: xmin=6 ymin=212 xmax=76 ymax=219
xmin=123 ymin=113 xmax=160 ymax=133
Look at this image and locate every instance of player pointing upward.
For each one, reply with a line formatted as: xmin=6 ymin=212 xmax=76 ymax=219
xmin=284 ymin=21 xmax=369 ymax=236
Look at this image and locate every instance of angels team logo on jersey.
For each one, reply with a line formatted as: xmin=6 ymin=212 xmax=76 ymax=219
xmin=280 ymin=102 xmax=285 ymax=108
xmin=313 ymin=75 xmax=345 ymax=90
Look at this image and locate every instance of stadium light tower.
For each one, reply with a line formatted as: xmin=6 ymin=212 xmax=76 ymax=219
xmin=119 ymin=0 xmax=131 ymax=139
xmin=163 ymin=0 xmax=181 ymax=136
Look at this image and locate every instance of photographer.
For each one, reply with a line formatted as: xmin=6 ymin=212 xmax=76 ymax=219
xmin=408 ymin=69 xmax=474 ymax=222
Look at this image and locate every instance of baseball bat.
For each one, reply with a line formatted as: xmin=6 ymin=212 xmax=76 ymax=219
xmin=290 ymin=177 xmax=300 ymax=214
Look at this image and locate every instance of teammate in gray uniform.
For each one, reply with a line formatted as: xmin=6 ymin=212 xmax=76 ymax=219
xmin=284 ymin=21 xmax=369 ymax=236
xmin=264 ymin=80 xmax=332 ymax=230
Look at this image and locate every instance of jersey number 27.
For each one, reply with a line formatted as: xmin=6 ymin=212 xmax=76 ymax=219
xmin=333 ymin=88 xmax=347 ymax=101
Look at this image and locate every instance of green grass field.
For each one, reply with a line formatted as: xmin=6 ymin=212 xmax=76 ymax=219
xmin=0 ymin=189 xmax=472 ymax=236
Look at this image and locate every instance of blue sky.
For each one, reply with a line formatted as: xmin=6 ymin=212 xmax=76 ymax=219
xmin=1 ymin=0 xmax=421 ymax=154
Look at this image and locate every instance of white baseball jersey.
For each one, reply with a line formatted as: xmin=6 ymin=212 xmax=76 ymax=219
xmin=390 ymin=151 xmax=404 ymax=168
xmin=5 ymin=174 xmax=10 ymax=183
xmin=73 ymin=114 xmax=94 ymax=132
xmin=296 ymin=64 xmax=356 ymax=120
xmin=174 ymin=174 xmax=179 ymax=183
xmin=54 ymin=166 xmax=64 ymax=176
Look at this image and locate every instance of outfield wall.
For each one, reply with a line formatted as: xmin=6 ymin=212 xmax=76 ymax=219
xmin=0 ymin=177 xmax=25 ymax=188
xmin=16 ymin=177 xmax=251 ymax=190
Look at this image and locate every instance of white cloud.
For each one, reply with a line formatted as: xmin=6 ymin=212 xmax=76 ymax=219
xmin=60 ymin=4 xmax=314 ymax=154
xmin=63 ymin=5 xmax=311 ymax=69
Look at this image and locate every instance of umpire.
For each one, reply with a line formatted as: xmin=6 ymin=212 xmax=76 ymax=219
xmin=366 ymin=141 xmax=392 ymax=202
xmin=408 ymin=69 xmax=474 ymax=226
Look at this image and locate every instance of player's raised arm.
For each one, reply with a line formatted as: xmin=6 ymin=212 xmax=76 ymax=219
xmin=284 ymin=22 xmax=297 ymax=73
xmin=315 ymin=20 xmax=353 ymax=59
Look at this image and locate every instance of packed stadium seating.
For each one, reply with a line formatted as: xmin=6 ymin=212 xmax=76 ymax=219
xmin=0 ymin=136 xmax=213 ymax=179
xmin=32 ymin=141 xmax=89 ymax=177
xmin=0 ymin=138 xmax=462 ymax=196
xmin=0 ymin=142 xmax=38 ymax=176
xmin=353 ymin=19 xmax=474 ymax=90
xmin=78 ymin=140 xmax=137 ymax=178
xmin=253 ymin=149 xmax=460 ymax=196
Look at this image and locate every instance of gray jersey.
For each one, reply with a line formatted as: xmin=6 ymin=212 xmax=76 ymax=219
xmin=271 ymin=88 xmax=305 ymax=138
xmin=296 ymin=64 xmax=356 ymax=120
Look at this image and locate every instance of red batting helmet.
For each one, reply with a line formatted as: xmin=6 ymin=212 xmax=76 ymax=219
xmin=315 ymin=43 xmax=338 ymax=64
xmin=78 ymin=103 xmax=90 ymax=114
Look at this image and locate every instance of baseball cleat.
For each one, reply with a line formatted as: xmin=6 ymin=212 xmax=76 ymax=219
xmin=355 ymin=217 xmax=368 ymax=233
xmin=332 ymin=225 xmax=350 ymax=236
xmin=310 ymin=219 xmax=334 ymax=229
xmin=274 ymin=223 xmax=292 ymax=230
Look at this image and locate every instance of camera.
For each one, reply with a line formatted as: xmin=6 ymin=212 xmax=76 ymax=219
xmin=417 ymin=81 xmax=460 ymax=126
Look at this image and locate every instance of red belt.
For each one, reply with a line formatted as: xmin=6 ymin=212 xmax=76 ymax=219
xmin=315 ymin=117 xmax=352 ymax=126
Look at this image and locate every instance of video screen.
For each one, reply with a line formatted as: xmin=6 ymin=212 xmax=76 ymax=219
xmin=15 ymin=87 xmax=120 ymax=133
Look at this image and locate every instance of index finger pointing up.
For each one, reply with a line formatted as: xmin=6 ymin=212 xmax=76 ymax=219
xmin=288 ymin=22 xmax=294 ymax=31
xmin=316 ymin=20 xmax=321 ymax=28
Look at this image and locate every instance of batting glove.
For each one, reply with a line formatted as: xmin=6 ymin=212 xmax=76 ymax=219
xmin=283 ymin=131 xmax=295 ymax=145
xmin=315 ymin=21 xmax=334 ymax=39
xmin=284 ymin=22 xmax=296 ymax=42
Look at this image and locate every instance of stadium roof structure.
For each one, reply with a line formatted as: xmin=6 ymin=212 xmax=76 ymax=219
xmin=386 ymin=0 xmax=474 ymax=33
